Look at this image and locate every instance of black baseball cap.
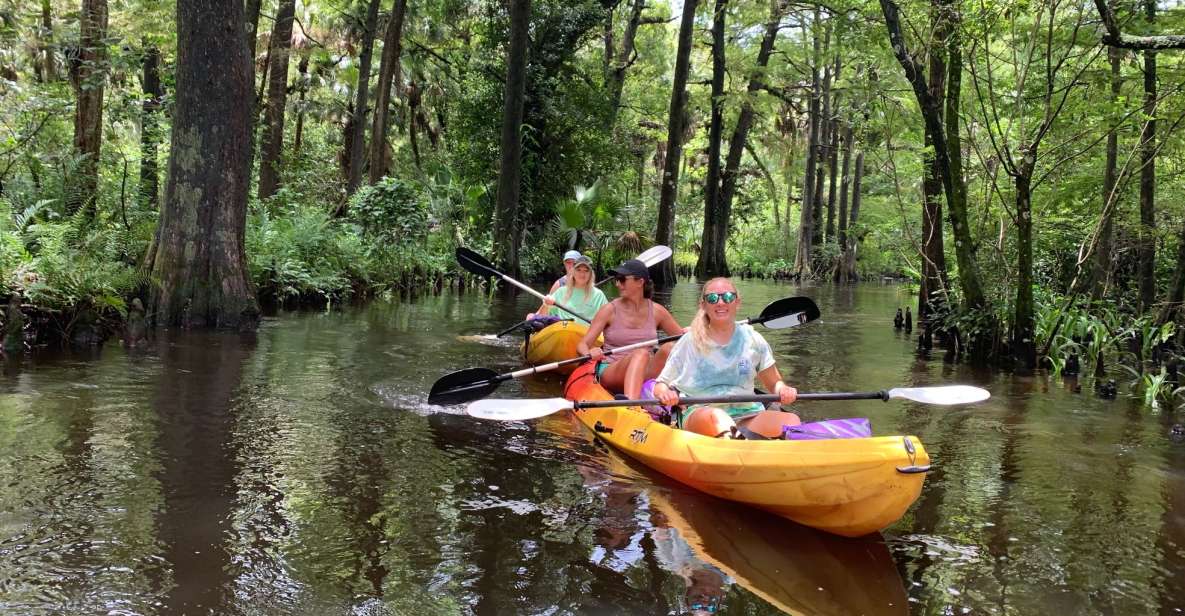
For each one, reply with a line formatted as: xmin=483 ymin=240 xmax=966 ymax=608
xmin=609 ymin=259 xmax=650 ymax=280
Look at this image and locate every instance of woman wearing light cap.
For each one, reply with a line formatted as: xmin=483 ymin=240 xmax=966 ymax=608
xmin=577 ymin=258 xmax=684 ymax=399
xmin=530 ymin=255 xmax=608 ymax=321
xmin=548 ymin=249 xmax=584 ymax=294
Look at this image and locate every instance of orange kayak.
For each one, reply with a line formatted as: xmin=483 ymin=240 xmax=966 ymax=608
xmin=562 ymin=361 xmax=930 ymax=537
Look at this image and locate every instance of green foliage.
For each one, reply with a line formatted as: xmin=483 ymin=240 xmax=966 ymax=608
xmin=0 ymin=197 xmax=147 ymax=343
xmin=348 ymin=177 xmax=431 ymax=241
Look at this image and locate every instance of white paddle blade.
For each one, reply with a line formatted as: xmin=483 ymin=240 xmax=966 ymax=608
xmin=888 ymin=385 xmax=990 ymax=405
xmin=466 ymin=397 xmax=571 ymax=421
xmin=762 ymin=310 xmax=812 ymax=330
xmin=637 ymin=245 xmax=673 ymax=267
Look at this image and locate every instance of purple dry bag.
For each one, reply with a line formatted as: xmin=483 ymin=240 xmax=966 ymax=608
xmin=782 ymin=418 xmax=872 ymax=440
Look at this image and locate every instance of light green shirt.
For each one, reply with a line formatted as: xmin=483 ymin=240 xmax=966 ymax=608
xmin=548 ymin=286 xmax=608 ymax=322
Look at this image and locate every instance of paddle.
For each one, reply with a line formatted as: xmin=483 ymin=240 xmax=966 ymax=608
xmin=593 ymin=244 xmax=673 ymax=287
xmin=466 ymin=385 xmax=992 ymax=421
xmin=456 ymin=246 xmax=595 ymax=324
xmin=494 ymin=245 xmax=674 ymax=337
xmin=428 ymin=296 xmax=821 ymax=406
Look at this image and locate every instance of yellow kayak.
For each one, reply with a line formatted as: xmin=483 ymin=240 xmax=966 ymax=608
xmin=563 ymin=361 xmax=930 ymax=537
xmin=522 ymin=320 xmax=600 ymax=373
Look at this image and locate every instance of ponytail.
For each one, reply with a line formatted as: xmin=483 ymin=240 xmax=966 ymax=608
xmin=689 ymin=306 xmax=713 ymax=354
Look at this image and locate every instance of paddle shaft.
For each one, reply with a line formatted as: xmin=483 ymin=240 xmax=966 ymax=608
xmin=459 ymin=249 xmax=594 ymax=323
xmin=573 ymin=391 xmax=889 ymax=409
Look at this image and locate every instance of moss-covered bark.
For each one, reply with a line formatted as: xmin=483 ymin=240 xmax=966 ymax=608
xmin=150 ymin=0 xmax=258 ymax=330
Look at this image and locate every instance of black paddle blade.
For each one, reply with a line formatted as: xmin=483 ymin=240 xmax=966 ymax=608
xmin=456 ymin=246 xmax=498 ymax=278
xmin=428 ymin=367 xmax=502 ymax=405
xmin=752 ymin=296 xmax=820 ymax=327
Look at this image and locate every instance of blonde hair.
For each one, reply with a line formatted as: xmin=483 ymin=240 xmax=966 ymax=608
xmin=562 ymin=262 xmax=596 ymax=305
xmin=690 ymin=277 xmax=738 ymax=354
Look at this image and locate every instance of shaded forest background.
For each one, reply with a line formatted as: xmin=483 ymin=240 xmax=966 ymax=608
xmin=1 ymin=0 xmax=1185 ymax=388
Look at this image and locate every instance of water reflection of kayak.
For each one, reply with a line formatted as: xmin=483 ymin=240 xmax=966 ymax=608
xmin=647 ymin=483 xmax=909 ymax=616
xmin=539 ymin=413 xmax=909 ymax=615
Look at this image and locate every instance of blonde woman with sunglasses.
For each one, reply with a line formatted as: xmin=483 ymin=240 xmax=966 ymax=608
xmin=577 ymin=258 xmax=685 ymax=399
xmin=651 ymin=278 xmax=799 ymax=439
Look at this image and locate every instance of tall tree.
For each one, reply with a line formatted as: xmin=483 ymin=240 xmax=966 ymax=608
xmin=493 ymin=0 xmax=531 ymax=276
xmin=918 ymin=0 xmax=951 ymax=334
xmin=1137 ymin=0 xmax=1157 ymax=312
xmin=835 ymin=122 xmax=852 ymax=282
xmin=150 ymin=0 xmax=258 ymax=329
xmin=66 ymin=0 xmax=108 ymax=218
xmin=368 ymin=0 xmax=409 ymax=184
xmin=39 ymin=0 xmax=56 ymax=82
xmin=1092 ymin=47 xmax=1123 ymax=299
xmin=653 ymin=0 xmax=699 ymax=287
xmin=245 ymin=0 xmax=263 ymax=58
xmin=880 ymin=0 xmax=987 ymax=328
xmin=138 ymin=43 xmax=163 ymax=210
xmin=257 ymin=0 xmax=297 ymax=200
xmin=842 ymin=149 xmax=864 ymax=280
xmin=964 ymin=0 xmax=1094 ymax=370
xmin=695 ymin=0 xmax=728 ymax=279
xmin=344 ymin=0 xmax=383 ymax=198
xmin=698 ymin=0 xmax=784 ymax=278
xmin=810 ymin=49 xmax=832 ymax=247
xmin=793 ymin=9 xmax=822 ymax=278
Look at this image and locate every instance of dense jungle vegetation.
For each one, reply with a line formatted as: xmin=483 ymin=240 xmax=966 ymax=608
xmin=1 ymin=0 xmax=1184 ymax=392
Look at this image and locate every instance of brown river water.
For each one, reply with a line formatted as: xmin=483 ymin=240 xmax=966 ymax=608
xmin=0 ymin=280 xmax=1182 ymax=615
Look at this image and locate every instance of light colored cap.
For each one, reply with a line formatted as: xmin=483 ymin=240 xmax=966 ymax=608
xmin=562 ymin=250 xmax=582 ymax=262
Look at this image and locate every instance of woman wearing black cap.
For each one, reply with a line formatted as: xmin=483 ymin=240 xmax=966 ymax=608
xmin=576 ymin=259 xmax=685 ymax=399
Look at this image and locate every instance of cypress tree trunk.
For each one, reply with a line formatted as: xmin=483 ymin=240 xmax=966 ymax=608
xmin=257 ymin=0 xmax=297 ymax=201
xmin=150 ymin=0 xmax=259 ymax=330
xmin=653 ymin=0 xmax=698 ymax=287
xmin=40 ymin=0 xmax=56 ymax=82
xmin=138 ymin=43 xmax=162 ymax=210
xmin=345 ymin=0 xmax=383 ymax=198
xmin=843 ymin=150 xmax=864 ymax=280
xmin=794 ymin=10 xmax=822 ymax=278
xmin=493 ymin=0 xmax=531 ymax=276
xmin=369 ymin=0 xmax=409 ymax=184
xmin=1013 ymin=161 xmax=1036 ymax=370
xmin=919 ymin=0 xmax=950 ymax=330
xmin=1160 ymin=221 xmax=1185 ymax=326
xmin=881 ymin=0 xmax=987 ymax=316
xmin=824 ymin=114 xmax=838 ymax=243
xmin=1093 ymin=47 xmax=1122 ymax=300
xmin=1138 ymin=0 xmax=1157 ymax=313
xmin=293 ymin=54 xmax=310 ymax=154
xmin=67 ymin=0 xmax=108 ymax=219
xmin=811 ymin=50 xmax=831 ymax=248
xmin=835 ymin=123 xmax=852 ymax=282
xmin=695 ymin=0 xmax=728 ymax=280
xmin=244 ymin=0 xmax=262 ymax=58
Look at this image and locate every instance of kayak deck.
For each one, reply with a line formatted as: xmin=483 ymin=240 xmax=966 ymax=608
xmin=563 ymin=362 xmax=930 ymax=537
xmin=523 ymin=320 xmax=599 ymax=373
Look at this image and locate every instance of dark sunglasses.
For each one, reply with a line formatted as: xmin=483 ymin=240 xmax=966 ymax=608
xmin=702 ymin=291 xmax=738 ymax=304
xmin=613 ymin=275 xmax=637 ymax=284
